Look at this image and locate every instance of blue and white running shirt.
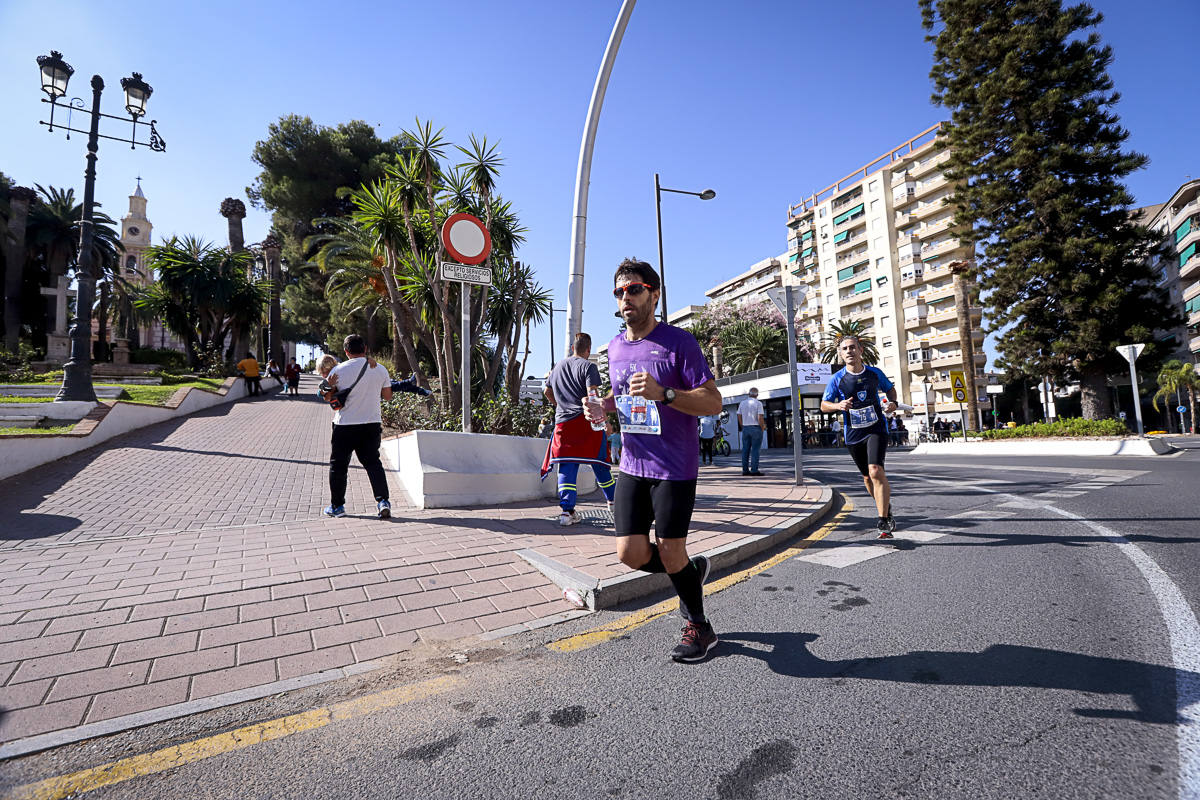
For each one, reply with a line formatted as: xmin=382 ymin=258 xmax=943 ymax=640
xmin=823 ymin=366 xmax=894 ymax=446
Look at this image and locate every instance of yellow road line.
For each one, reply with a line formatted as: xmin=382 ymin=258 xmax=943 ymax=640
xmin=4 ymin=675 xmax=461 ymax=800
xmin=548 ymin=494 xmax=852 ymax=654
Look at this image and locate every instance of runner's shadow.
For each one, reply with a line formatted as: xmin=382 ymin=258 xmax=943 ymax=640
xmin=717 ymin=631 xmax=1191 ymax=724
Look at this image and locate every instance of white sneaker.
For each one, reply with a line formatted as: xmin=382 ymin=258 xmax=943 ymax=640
xmin=607 ymin=501 xmax=615 ymax=516
xmin=557 ymin=510 xmax=580 ymax=526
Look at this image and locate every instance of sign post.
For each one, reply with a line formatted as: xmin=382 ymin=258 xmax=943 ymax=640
xmin=768 ymin=285 xmax=808 ymax=485
xmin=440 ymin=213 xmax=492 ymax=433
xmin=949 ymin=370 xmax=968 ymax=441
xmin=1116 ymin=343 xmax=1146 ymax=437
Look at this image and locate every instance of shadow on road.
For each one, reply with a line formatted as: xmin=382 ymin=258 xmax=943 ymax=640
xmin=717 ymin=631 xmax=1192 ymax=724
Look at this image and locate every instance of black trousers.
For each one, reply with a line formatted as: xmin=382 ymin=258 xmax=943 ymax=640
xmin=245 ymin=376 xmax=262 ymax=396
xmin=700 ymin=437 xmax=714 ymax=464
xmin=329 ymin=422 xmax=389 ymax=507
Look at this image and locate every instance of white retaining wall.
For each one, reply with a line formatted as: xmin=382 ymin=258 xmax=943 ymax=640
xmin=911 ymin=437 xmax=1175 ymax=458
xmin=0 ymin=378 xmax=281 ymax=482
xmin=381 ymin=429 xmax=599 ymax=509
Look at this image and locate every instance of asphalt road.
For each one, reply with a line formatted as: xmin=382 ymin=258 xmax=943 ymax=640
xmin=4 ymin=442 xmax=1198 ymax=800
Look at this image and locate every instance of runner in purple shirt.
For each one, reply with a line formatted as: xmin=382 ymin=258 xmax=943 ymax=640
xmin=585 ymin=258 xmax=724 ymax=663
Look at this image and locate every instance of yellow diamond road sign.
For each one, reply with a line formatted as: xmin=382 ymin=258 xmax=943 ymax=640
xmin=949 ymin=371 xmax=968 ymax=403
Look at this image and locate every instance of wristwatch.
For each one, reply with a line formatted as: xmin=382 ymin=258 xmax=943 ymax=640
xmin=663 ymin=388 xmax=677 ymax=405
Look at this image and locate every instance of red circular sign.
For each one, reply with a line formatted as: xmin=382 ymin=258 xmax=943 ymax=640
xmin=441 ymin=213 xmax=492 ymax=265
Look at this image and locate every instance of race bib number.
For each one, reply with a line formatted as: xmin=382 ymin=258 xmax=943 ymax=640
xmin=615 ymin=394 xmax=662 ymax=435
xmin=848 ymin=405 xmax=879 ymax=429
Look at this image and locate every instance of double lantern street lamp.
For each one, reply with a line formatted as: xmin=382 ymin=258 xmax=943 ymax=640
xmin=35 ymin=51 xmax=166 ymax=402
xmin=654 ymin=175 xmax=715 ymax=323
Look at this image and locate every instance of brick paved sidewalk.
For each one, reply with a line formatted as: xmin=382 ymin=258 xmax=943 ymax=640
xmin=0 ymin=376 xmax=829 ymax=753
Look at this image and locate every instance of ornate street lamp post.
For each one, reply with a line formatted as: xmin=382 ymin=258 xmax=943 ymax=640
xmin=35 ymin=51 xmax=166 ymax=402
xmin=654 ymin=175 xmax=715 ymax=322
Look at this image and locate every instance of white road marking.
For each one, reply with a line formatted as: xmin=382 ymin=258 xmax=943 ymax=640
xmin=906 ymin=474 xmax=1200 ymax=800
xmin=797 ymin=530 xmax=946 ymax=567
xmin=951 ymin=510 xmax=1015 ymax=519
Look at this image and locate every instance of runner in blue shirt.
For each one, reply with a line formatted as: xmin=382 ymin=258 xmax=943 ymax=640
xmin=820 ymin=335 xmax=899 ymax=538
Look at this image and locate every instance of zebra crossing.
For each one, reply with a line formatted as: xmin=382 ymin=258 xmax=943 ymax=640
xmin=796 ymin=464 xmax=1143 ymax=570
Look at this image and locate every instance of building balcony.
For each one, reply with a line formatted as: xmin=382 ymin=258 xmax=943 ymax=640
xmin=895 ymin=211 xmax=917 ymax=228
xmin=831 ymin=191 xmax=863 ymax=212
xmin=1178 ymin=227 xmax=1200 ymax=253
xmin=922 ymin=215 xmax=955 ymax=238
xmin=923 ymin=283 xmax=956 ymax=303
xmin=903 ymin=313 xmax=928 ymax=330
xmin=920 ymin=238 xmax=961 ymax=260
xmin=1172 ymin=199 xmax=1200 ymax=228
xmin=909 ymin=150 xmax=951 ymax=178
xmin=892 ymin=187 xmax=916 ymax=208
xmin=1191 ymin=335 xmax=1200 ymax=354
xmin=900 ymin=271 xmax=925 ymax=289
xmin=914 ymin=197 xmax=952 ymax=220
xmin=930 ymin=351 xmax=987 ymax=369
xmin=896 ymin=230 xmax=920 ymax=248
xmin=845 ymin=307 xmax=874 ymax=322
xmin=1181 ymin=252 xmax=1200 ymax=280
xmin=1183 ymin=280 xmax=1200 ymax=303
xmin=1188 ymin=309 xmax=1200 ymax=328
xmin=927 ymin=304 xmax=983 ymax=324
xmin=838 ymin=270 xmax=869 ymax=288
xmin=927 ymin=328 xmax=984 ymax=347
xmin=834 ymin=231 xmax=866 ymax=251
xmin=914 ymin=173 xmax=950 ymax=201
xmin=907 ymin=356 xmax=931 ymax=371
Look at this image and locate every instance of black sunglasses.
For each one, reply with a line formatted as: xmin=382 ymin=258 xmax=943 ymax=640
xmin=613 ymin=282 xmax=653 ymax=299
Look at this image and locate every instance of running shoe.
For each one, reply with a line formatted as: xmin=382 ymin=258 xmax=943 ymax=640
xmin=692 ymin=554 xmax=711 ymax=587
xmin=377 ymin=499 xmax=391 ymax=519
xmin=671 ymin=621 xmax=718 ymax=663
xmin=876 ymin=517 xmax=894 ymax=539
xmin=323 ymin=505 xmax=346 ymax=518
xmin=557 ymin=510 xmax=580 ymax=526
xmin=885 ymin=513 xmax=897 ymax=533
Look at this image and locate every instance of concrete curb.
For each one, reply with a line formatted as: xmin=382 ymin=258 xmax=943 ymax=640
xmin=518 ymin=484 xmax=835 ymax=610
xmin=910 ymin=438 xmax=1177 ymax=457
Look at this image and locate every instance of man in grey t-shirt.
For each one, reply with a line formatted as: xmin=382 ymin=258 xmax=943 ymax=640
xmin=542 ymin=333 xmax=616 ymax=525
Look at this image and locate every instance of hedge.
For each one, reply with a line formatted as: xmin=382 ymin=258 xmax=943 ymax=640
xmin=982 ymin=418 xmax=1128 ymax=440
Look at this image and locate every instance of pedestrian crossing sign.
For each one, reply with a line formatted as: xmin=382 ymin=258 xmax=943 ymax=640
xmin=949 ymin=371 xmax=968 ymax=403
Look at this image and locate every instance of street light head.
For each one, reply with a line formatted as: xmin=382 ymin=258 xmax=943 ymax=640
xmin=699 ymin=189 xmax=716 ymax=201
xmin=120 ymin=72 xmax=153 ymax=118
xmin=37 ymin=51 xmax=73 ymax=99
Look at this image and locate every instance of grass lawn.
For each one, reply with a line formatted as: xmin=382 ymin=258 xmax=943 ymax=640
xmin=0 ymin=424 xmax=78 ymax=436
xmin=0 ymin=378 xmax=225 ymax=407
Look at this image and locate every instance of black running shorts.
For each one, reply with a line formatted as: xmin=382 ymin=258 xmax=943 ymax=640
xmin=613 ymin=474 xmax=697 ymax=540
xmin=847 ymin=433 xmax=887 ymax=477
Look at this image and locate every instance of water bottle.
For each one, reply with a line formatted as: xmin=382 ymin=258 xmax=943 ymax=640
xmin=586 ymin=386 xmax=604 ymax=431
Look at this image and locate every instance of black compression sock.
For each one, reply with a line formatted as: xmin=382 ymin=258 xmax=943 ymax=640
xmin=669 ymin=560 xmax=706 ymax=624
xmin=639 ymin=543 xmax=667 ymax=574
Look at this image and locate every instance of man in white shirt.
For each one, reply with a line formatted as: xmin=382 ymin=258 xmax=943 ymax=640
xmin=320 ymin=334 xmax=393 ymax=519
xmin=736 ymin=387 xmax=766 ymax=476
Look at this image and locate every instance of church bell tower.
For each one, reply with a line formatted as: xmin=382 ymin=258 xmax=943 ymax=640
xmin=120 ymin=178 xmax=154 ymax=285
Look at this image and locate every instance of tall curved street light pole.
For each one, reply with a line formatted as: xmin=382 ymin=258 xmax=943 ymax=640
xmin=655 ymin=175 xmax=715 ymax=322
xmin=34 ymin=51 xmax=166 ymax=402
xmin=566 ymin=0 xmax=636 ymax=353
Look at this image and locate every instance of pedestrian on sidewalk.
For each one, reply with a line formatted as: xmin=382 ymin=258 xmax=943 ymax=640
xmin=540 ymin=333 xmax=617 ymax=526
xmin=265 ymin=359 xmax=283 ymax=387
xmin=318 ymin=335 xmax=393 ymax=520
xmin=236 ymin=352 xmax=262 ymax=397
xmin=586 ymin=258 xmax=724 ymax=663
xmin=607 ymin=418 xmax=622 ymax=468
xmin=699 ymin=413 xmax=716 ymax=466
xmin=820 ymin=334 xmax=899 ymax=539
xmin=285 ymin=359 xmax=301 ymax=397
xmin=737 ymin=388 xmax=765 ymax=475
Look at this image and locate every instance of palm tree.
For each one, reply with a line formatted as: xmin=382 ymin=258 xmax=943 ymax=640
xmin=3 ymin=186 xmax=36 ymax=350
xmin=136 ymin=236 xmax=265 ymax=367
xmin=722 ymin=322 xmax=787 ymax=374
xmin=949 ymin=260 xmax=980 ymax=431
xmin=819 ymin=320 xmax=880 ymax=365
xmin=1152 ymin=359 xmax=1199 ymax=434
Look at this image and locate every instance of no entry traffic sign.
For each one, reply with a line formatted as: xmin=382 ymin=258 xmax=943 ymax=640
xmin=441 ymin=213 xmax=491 ymax=265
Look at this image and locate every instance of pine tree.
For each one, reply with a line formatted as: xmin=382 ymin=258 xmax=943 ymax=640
xmin=920 ymin=0 xmax=1180 ymax=419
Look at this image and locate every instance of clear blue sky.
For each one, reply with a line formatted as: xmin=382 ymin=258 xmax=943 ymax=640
xmin=2 ymin=0 xmax=1196 ymax=373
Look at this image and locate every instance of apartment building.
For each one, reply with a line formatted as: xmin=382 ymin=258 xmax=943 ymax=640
xmin=1144 ymin=178 xmax=1200 ymax=359
xmin=704 ymin=254 xmax=786 ymax=308
xmin=782 ymin=123 xmax=986 ymax=417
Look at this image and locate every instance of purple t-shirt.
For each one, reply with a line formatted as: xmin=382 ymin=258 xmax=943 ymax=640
xmin=607 ymin=323 xmax=715 ymax=481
